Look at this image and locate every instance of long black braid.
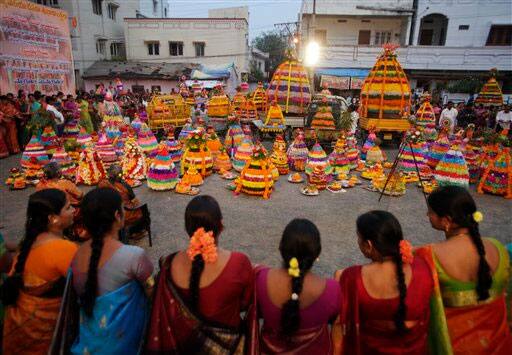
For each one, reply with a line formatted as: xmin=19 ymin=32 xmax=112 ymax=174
xmin=1 ymin=189 xmax=66 ymax=306
xmin=428 ymin=186 xmax=492 ymax=301
xmin=279 ymin=219 xmax=321 ymax=336
xmin=81 ymin=188 xmax=122 ymax=316
xmin=357 ymin=210 xmax=409 ymax=332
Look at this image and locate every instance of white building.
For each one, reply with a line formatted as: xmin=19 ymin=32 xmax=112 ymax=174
xmin=123 ymin=15 xmax=250 ymax=83
xmin=31 ymin=0 xmax=170 ymax=89
xmin=299 ymin=0 xmax=512 ymax=94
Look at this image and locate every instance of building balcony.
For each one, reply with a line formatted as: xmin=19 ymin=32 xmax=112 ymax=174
xmin=315 ymin=45 xmax=512 ymax=72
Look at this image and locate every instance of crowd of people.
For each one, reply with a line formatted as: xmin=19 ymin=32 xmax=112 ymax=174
xmin=0 ymin=185 xmax=510 ymax=354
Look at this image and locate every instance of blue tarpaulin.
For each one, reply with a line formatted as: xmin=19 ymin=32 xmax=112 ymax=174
xmin=315 ymin=68 xmax=370 ymax=78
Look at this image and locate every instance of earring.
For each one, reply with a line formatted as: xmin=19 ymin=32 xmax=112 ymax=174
xmin=444 ymin=224 xmax=449 ymax=233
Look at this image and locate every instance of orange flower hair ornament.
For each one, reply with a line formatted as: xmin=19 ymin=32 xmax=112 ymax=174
xmin=399 ymin=240 xmax=413 ymax=264
xmin=187 ymin=228 xmax=218 ymax=263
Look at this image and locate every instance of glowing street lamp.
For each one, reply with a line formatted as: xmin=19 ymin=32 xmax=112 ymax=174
xmin=304 ymin=41 xmax=320 ymax=66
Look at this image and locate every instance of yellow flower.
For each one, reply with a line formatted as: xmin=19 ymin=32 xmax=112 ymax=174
xmin=288 ymin=257 xmax=300 ymax=278
xmin=472 ymin=211 xmax=483 ymax=223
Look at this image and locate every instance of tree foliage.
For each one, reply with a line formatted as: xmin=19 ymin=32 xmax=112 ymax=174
xmin=252 ymin=31 xmax=288 ymax=78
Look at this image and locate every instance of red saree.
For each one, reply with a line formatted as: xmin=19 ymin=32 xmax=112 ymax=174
xmin=145 ymin=254 xmax=248 ymax=354
xmin=337 ymin=259 xmax=433 ymax=355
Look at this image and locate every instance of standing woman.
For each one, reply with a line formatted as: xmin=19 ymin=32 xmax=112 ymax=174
xmin=70 ymin=188 xmax=153 ymax=354
xmin=255 ymin=219 xmax=340 ymax=354
xmin=146 ymin=195 xmax=253 ymax=354
xmin=333 ymin=211 xmax=433 ymax=354
xmin=417 ymin=186 xmax=511 ymax=354
xmin=78 ymin=94 xmax=94 ymax=134
xmin=2 ymin=189 xmax=77 ymax=354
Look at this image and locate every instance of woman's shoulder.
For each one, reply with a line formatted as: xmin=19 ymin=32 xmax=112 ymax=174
xmin=117 ymin=244 xmax=147 ymax=260
xmin=45 ymin=238 xmax=78 ymax=253
xmin=229 ymin=251 xmax=253 ymax=268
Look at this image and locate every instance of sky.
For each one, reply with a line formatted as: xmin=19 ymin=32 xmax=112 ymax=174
xmin=168 ymin=0 xmax=302 ymax=40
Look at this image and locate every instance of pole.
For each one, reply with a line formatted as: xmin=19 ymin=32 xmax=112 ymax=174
xmin=309 ymin=0 xmax=317 ymax=96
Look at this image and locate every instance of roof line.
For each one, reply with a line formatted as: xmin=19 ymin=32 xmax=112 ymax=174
xmin=124 ymin=17 xmax=248 ymax=24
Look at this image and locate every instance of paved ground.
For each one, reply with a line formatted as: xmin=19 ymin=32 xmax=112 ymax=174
xmin=1 ymin=148 xmax=511 ymax=277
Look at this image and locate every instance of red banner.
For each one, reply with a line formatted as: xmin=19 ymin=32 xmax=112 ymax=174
xmin=320 ymin=75 xmax=350 ymax=90
xmin=350 ymin=77 xmax=365 ymax=90
xmin=0 ymin=0 xmax=75 ymax=95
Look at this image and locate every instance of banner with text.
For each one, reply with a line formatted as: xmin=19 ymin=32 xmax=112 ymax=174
xmin=350 ymin=77 xmax=365 ymax=90
xmin=0 ymin=0 xmax=75 ymax=95
xmin=320 ymin=75 xmax=350 ymax=90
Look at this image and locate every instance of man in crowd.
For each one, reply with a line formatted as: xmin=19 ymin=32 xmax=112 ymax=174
xmin=45 ymin=96 xmax=65 ymax=135
xmin=439 ymin=101 xmax=458 ymax=134
xmin=496 ymin=104 xmax=511 ymax=132
xmin=456 ymin=102 xmax=476 ymax=129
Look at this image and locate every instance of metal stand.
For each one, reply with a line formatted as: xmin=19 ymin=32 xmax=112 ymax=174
xmin=378 ymin=139 xmax=428 ymax=204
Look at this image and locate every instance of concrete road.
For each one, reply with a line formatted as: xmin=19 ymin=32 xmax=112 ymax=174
xmin=1 ymin=148 xmax=511 ymax=277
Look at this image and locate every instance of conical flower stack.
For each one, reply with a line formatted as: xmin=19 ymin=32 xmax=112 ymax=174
xmin=180 ymin=131 xmax=213 ymax=177
xmin=21 ymin=135 xmax=49 ymax=170
xmin=232 ymin=87 xmax=247 ymax=113
xmin=206 ymin=130 xmax=223 ymax=162
xmin=414 ymin=93 xmax=436 ymax=130
xmin=345 ymin=133 xmax=360 ymax=170
xmin=427 ymin=133 xmax=451 ymax=169
xmin=434 ymin=143 xmax=469 ymax=188
xmin=165 ymin=131 xmax=183 ymax=164
xmin=131 ymin=115 xmax=143 ymax=134
xmin=261 ymin=101 xmax=286 ymax=133
xmin=214 ymin=147 xmax=232 ymax=172
xmin=147 ymin=144 xmax=179 ymax=191
xmin=475 ymin=69 xmax=504 ymax=107
xmin=137 ymin=123 xmax=159 ymax=157
xmin=305 ymin=142 xmax=333 ymax=177
xmin=329 ymin=137 xmax=351 ymax=175
xmin=232 ymin=135 xmax=254 ymax=172
xmin=95 ymin=133 xmax=118 ymax=168
xmin=178 ymin=121 xmax=194 ymax=143
xmin=365 ymin=145 xmax=386 ymax=167
xmin=251 ymin=82 xmax=268 ymax=112
xmin=105 ymin=119 xmax=122 ymax=140
xmin=287 ymin=129 xmax=309 ymax=171
xmin=397 ymin=142 xmax=429 ymax=181
xmin=181 ymin=164 xmax=203 ymax=186
xmin=311 ymin=97 xmax=336 ymax=130
xmin=359 ymin=45 xmax=411 ymax=121
xmin=477 ymin=147 xmax=512 ymax=199
xmin=50 ymin=147 xmax=76 ymax=180
xmin=463 ymin=141 xmax=480 ymax=184
xmin=270 ymin=135 xmax=289 ymax=175
xmin=40 ymin=126 xmax=60 ymax=154
xmin=267 ymin=60 xmax=311 ymax=115
xmin=224 ymin=116 xmax=244 ymax=157
xmin=361 ymin=130 xmax=376 ymax=160
xmin=63 ymin=119 xmax=80 ymax=141
xmin=240 ymin=100 xmax=258 ymax=123
xmin=121 ymin=137 xmax=147 ymax=181
xmin=75 ymin=147 xmax=106 ymax=185
xmin=235 ymin=145 xmax=274 ymax=199
xmin=77 ymin=126 xmax=92 ymax=149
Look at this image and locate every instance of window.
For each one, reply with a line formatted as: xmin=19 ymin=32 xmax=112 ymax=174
xmin=374 ymin=31 xmax=391 ymax=45
xmin=92 ymin=0 xmax=102 ymax=15
xmin=169 ymin=41 xmax=183 ymax=56
xmin=315 ymin=30 xmax=327 ymax=45
xmin=164 ymin=7 xmax=168 ymax=17
xmin=153 ymin=0 xmax=158 ymax=13
xmin=96 ymin=39 xmax=106 ymax=55
xmin=459 ymin=25 xmax=469 ymax=30
xmin=110 ymin=42 xmax=122 ymax=57
xmin=132 ymin=85 xmax=145 ymax=94
xmin=151 ymin=85 xmax=161 ymax=93
xmin=107 ymin=3 xmax=118 ymax=20
xmin=36 ymin=0 xmax=59 ymax=6
xmin=194 ymin=42 xmax=205 ymax=57
xmin=486 ymin=25 xmax=512 ymax=46
xmin=147 ymin=42 xmax=160 ymax=55
xmin=358 ymin=30 xmax=371 ymax=45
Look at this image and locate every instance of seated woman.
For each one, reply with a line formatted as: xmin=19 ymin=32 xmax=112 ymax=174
xmin=333 ymin=211 xmax=433 ymax=354
xmin=70 ymin=187 xmax=154 ymax=354
xmin=36 ymin=162 xmax=83 ymax=208
xmin=146 ymin=195 xmax=253 ymax=354
xmin=98 ymin=164 xmax=143 ymax=236
xmin=2 ymin=189 xmax=77 ymax=354
xmin=256 ymin=219 xmax=340 ymax=354
xmin=417 ymin=186 xmax=511 ymax=354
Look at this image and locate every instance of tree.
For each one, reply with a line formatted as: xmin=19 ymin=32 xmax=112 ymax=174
xmin=248 ymin=61 xmax=266 ymax=82
xmin=252 ymin=31 xmax=288 ymax=78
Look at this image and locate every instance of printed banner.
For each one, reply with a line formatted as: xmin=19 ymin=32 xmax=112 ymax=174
xmin=0 ymin=0 xmax=75 ymax=95
xmin=320 ymin=75 xmax=349 ymax=90
xmin=350 ymin=77 xmax=365 ymax=90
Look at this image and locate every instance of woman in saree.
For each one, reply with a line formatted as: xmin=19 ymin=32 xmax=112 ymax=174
xmin=333 ymin=211 xmax=433 ymax=354
xmin=255 ymin=219 xmax=340 ymax=354
xmin=146 ymin=195 xmax=254 ymax=354
xmin=416 ymin=186 xmax=511 ymax=354
xmin=70 ymin=187 xmax=154 ymax=354
xmin=78 ymin=94 xmax=94 ymax=134
xmin=0 ymin=95 xmax=20 ymax=155
xmin=2 ymin=189 xmax=77 ymax=354
xmin=98 ymin=164 xmax=143 ymax=231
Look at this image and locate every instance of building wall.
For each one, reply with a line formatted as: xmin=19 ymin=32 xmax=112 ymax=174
xmin=301 ymin=0 xmax=414 ymax=16
xmin=301 ymin=15 xmax=408 ymax=46
xmin=412 ymin=0 xmax=512 ymax=47
xmin=84 ymin=78 xmax=179 ymax=94
xmin=208 ymin=6 xmax=249 ymax=20
xmin=138 ymin=0 xmax=170 ymax=18
xmin=124 ymin=18 xmax=250 ymax=73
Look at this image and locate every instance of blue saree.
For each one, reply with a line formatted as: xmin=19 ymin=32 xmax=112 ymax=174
xmin=71 ymin=280 xmax=148 ymax=355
